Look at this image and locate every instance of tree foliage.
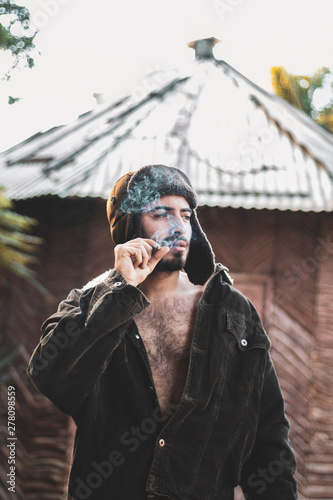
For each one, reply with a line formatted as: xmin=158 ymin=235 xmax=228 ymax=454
xmin=271 ymin=66 xmax=333 ymax=133
xmin=0 ymin=1 xmax=37 ymax=80
xmin=0 ymin=189 xmax=47 ymax=295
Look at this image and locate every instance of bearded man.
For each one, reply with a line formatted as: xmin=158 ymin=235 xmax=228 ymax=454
xmin=28 ymin=164 xmax=298 ymax=500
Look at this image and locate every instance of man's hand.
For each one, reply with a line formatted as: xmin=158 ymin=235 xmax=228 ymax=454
xmin=114 ymin=238 xmax=170 ymax=287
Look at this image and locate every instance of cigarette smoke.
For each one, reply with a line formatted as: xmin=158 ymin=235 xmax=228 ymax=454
xmin=119 ymin=166 xmax=197 ymax=215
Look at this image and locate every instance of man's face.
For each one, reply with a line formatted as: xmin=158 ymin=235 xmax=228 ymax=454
xmin=140 ymin=195 xmax=192 ymax=272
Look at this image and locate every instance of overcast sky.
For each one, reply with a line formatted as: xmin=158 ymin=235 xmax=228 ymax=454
xmin=1 ymin=0 xmax=332 ymax=152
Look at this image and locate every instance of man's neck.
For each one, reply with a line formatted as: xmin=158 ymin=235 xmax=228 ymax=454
xmin=138 ymin=270 xmax=199 ymax=300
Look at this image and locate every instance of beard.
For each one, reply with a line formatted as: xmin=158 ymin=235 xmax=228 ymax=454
xmin=139 ymin=220 xmax=190 ymax=273
xmin=153 ymin=251 xmax=186 ymax=273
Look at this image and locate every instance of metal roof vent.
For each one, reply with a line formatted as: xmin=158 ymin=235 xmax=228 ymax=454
xmin=187 ymin=37 xmax=220 ymax=59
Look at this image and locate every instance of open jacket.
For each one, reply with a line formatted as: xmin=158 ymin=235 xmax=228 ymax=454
xmin=27 ymin=264 xmax=298 ymax=500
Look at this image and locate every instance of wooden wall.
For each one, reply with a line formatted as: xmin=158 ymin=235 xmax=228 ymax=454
xmin=1 ymin=199 xmax=332 ymax=499
xmin=306 ymin=215 xmax=333 ymax=499
xmin=199 ymin=206 xmax=329 ymax=500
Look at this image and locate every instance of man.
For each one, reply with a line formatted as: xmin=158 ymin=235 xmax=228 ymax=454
xmin=28 ymin=164 xmax=298 ymax=500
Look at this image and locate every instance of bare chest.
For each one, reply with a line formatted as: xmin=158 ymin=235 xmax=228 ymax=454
xmin=135 ymin=295 xmax=200 ymax=415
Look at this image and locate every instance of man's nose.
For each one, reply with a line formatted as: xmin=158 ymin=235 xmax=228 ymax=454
xmin=168 ymin=215 xmax=186 ymax=235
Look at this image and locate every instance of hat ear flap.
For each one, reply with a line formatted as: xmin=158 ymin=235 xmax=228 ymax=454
xmin=110 ymin=212 xmax=131 ymax=245
xmin=184 ymin=212 xmax=215 ymax=285
xmin=110 ymin=212 xmax=143 ymax=245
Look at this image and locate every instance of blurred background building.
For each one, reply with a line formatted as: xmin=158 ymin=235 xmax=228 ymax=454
xmin=0 ymin=38 xmax=333 ymax=499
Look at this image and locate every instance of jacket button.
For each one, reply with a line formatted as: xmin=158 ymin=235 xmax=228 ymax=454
xmin=159 ymin=438 xmax=165 ymax=447
xmin=241 ymin=339 xmax=248 ymax=347
xmin=135 ymin=334 xmax=140 ymax=340
xmin=113 ymin=281 xmax=122 ymax=287
xmin=148 ymin=386 xmax=154 ymax=393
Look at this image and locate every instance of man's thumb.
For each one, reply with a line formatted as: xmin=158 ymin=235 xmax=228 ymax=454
xmin=149 ymin=246 xmax=170 ymax=269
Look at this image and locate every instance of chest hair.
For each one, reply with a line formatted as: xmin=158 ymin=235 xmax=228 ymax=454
xmin=135 ymin=294 xmax=201 ymax=414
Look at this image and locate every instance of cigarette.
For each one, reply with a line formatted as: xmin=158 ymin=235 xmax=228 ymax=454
xmin=152 ymin=244 xmax=161 ymax=254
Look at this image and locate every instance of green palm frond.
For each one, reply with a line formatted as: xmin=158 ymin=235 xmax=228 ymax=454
xmin=0 ymin=189 xmax=48 ymax=296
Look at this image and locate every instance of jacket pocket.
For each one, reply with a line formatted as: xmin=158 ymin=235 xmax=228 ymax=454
xmin=226 ymin=312 xmax=271 ymax=352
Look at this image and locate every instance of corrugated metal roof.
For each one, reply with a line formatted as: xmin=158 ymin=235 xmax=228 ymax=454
xmin=1 ymin=38 xmax=333 ymax=212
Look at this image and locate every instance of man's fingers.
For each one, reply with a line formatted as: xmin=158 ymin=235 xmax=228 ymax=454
xmin=116 ymin=242 xmax=151 ymax=267
xmin=148 ymin=245 xmax=170 ymax=269
xmin=129 ymin=242 xmax=168 ymax=271
xmin=115 ymin=238 xmax=169 ymax=276
xmin=143 ymin=238 xmax=161 ymax=248
xmin=123 ymin=246 xmax=143 ymax=268
xmin=126 ymin=241 xmax=161 ymax=269
xmin=114 ymin=238 xmax=171 ymax=286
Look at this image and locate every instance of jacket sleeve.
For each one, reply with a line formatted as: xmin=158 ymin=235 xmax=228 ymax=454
xmin=240 ymin=352 xmax=298 ymax=499
xmin=27 ymin=269 xmax=150 ymax=415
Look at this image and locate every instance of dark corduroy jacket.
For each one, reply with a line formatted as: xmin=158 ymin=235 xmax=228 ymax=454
xmin=27 ymin=264 xmax=298 ymax=500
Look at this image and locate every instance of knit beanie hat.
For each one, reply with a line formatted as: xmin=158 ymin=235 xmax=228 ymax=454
xmin=106 ymin=164 xmax=215 ymax=285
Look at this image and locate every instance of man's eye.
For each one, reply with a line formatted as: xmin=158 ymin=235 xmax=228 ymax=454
xmin=154 ymin=212 xmax=168 ymax=218
xmin=183 ymin=215 xmax=191 ymax=222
